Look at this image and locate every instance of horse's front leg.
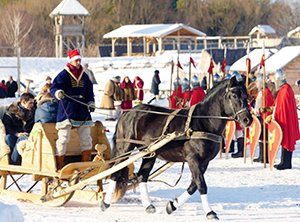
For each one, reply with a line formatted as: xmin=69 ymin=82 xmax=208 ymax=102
xmin=189 ymin=156 xmax=219 ymax=221
xmin=137 ymin=157 xmax=156 ymax=213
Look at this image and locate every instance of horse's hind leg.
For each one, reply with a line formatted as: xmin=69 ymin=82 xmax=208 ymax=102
xmin=100 ymin=142 xmax=135 ymax=211
xmin=166 ymin=181 xmax=197 ymax=214
xmin=136 ymin=157 xmax=156 ymax=213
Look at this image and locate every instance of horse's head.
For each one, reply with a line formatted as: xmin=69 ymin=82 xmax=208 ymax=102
xmin=224 ymin=76 xmax=253 ymax=128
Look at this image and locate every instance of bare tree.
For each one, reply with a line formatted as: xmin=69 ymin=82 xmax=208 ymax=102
xmin=1 ymin=8 xmax=33 ymax=50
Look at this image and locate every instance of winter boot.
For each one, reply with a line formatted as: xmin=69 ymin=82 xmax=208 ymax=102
xmin=56 ymin=155 xmax=65 ymax=170
xmin=229 ymin=140 xmax=235 ymax=153
xmin=254 ymin=142 xmax=263 ymax=163
xmin=81 ymin=150 xmax=92 ymax=162
xmin=231 ymin=138 xmax=244 ymax=158
xmin=275 ymin=148 xmax=292 ymax=170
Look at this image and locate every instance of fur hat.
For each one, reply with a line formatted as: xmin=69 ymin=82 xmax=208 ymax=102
xmin=67 ymin=49 xmax=81 ymax=62
xmin=112 ymin=76 xmax=121 ymax=83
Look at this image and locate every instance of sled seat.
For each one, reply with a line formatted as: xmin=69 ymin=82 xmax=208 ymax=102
xmin=0 ymin=121 xmax=111 ymax=173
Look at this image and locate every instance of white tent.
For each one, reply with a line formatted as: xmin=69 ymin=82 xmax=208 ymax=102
xmin=265 ymin=46 xmax=300 ymax=73
xmin=229 ymin=48 xmax=278 ymax=72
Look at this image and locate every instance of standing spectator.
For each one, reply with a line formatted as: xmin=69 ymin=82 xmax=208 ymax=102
xmin=83 ymin=63 xmax=98 ymax=84
xmin=6 ymin=76 xmax=18 ymax=98
xmin=268 ymin=69 xmax=300 ymax=170
xmin=120 ymin=76 xmax=135 ymax=109
xmin=0 ymin=80 xmax=8 ymax=98
xmin=133 ymin=76 xmax=144 ymax=104
xmin=38 ymin=76 xmax=52 ymax=92
xmin=100 ymin=76 xmax=123 ymax=121
xmin=150 ymin=70 xmax=161 ymax=100
xmin=190 ymin=75 xmax=206 ymax=106
xmin=50 ymin=49 xmax=95 ymax=169
xmin=201 ymin=76 xmax=207 ymax=90
xmin=2 ymin=93 xmax=35 ymax=165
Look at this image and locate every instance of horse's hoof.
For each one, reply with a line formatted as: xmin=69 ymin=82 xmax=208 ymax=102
xmin=206 ymin=211 xmax=219 ymax=221
xmin=166 ymin=201 xmax=177 ymax=214
xmin=145 ymin=204 xmax=156 ymax=214
xmin=99 ymin=200 xmax=110 ymax=211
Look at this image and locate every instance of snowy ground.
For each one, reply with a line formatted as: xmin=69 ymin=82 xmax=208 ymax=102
xmin=1 ymin=98 xmax=300 ymax=222
xmin=0 ymin=55 xmax=299 ymax=221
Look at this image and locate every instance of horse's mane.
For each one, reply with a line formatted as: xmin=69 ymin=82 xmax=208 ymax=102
xmin=202 ymin=80 xmax=229 ymax=103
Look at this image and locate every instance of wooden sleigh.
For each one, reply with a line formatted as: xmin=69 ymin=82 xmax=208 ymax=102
xmin=0 ymin=120 xmax=111 ymax=206
xmin=0 ymin=120 xmax=177 ymax=206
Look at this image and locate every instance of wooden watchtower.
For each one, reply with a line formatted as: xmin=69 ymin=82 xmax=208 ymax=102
xmin=50 ymin=0 xmax=89 ymax=57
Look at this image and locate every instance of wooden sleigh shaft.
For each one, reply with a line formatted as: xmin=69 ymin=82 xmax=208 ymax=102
xmin=44 ymin=132 xmax=179 ymax=201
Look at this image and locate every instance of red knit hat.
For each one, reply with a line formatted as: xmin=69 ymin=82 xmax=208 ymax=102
xmin=67 ymin=49 xmax=81 ymax=62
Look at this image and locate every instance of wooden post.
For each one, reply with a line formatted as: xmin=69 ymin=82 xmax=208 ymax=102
xmin=158 ymin=38 xmax=163 ymax=54
xmin=127 ymin=37 xmax=132 ymax=56
xmin=194 ymin=37 xmax=198 ymax=53
xmin=262 ymin=44 xmax=267 ymax=168
xmin=244 ymin=43 xmax=250 ymax=163
xmin=111 ymin=38 xmax=116 ymax=57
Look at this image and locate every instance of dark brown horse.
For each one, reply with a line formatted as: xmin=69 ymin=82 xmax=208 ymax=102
xmin=101 ymin=76 xmax=252 ymax=221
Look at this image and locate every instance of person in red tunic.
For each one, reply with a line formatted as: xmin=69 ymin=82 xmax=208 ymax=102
xmin=181 ymin=78 xmax=191 ymax=108
xmin=169 ymin=78 xmax=183 ymax=109
xmin=133 ymin=76 xmax=144 ymax=104
xmin=269 ymin=69 xmax=300 ymax=170
xmin=253 ymin=75 xmax=275 ymax=163
xmin=190 ymin=75 xmax=206 ymax=106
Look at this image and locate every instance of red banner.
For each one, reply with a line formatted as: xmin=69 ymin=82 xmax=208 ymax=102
xmin=207 ymin=58 xmax=214 ymax=75
xmin=190 ymin=57 xmax=196 ymax=68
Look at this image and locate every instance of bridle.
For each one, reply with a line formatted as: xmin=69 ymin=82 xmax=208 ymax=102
xmin=225 ymin=86 xmax=249 ymax=122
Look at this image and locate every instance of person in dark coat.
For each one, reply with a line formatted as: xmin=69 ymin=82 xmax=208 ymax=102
xmin=2 ymin=93 xmax=35 ymax=164
xmin=6 ymin=76 xmax=18 ymax=97
xmin=35 ymin=83 xmax=58 ymax=123
xmin=50 ymin=49 xmax=95 ymax=169
xmin=150 ymin=70 xmax=161 ymax=100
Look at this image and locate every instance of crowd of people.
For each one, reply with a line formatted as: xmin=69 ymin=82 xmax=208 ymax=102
xmin=0 ymin=76 xmax=18 ymax=98
xmin=0 ymin=49 xmax=299 ymax=171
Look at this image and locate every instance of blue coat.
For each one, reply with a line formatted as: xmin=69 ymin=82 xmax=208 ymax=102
xmin=50 ymin=68 xmax=94 ymax=123
xmin=34 ymin=99 xmax=58 ymax=123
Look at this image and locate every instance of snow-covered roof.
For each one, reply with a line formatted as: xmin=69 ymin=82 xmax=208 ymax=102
xmin=287 ymin=27 xmax=300 ymax=38
xmin=49 ymin=0 xmax=89 ymax=17
xmin=103 ymin=23 xmax=206 ymax=39
xmin=229 ymin=48 xmax=278 ymax=72
xmin=265 ymin=46 xmax=300 ymax=73
xmin=248 ymin=25 xmax=276 ymax=36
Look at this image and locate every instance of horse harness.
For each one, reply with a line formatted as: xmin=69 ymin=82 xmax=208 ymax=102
xmin=116 ymin=104 xmax=223 ymax=148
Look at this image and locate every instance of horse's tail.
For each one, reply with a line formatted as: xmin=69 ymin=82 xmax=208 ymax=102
xmin=111 ymin=166 xmax=129 ymax=203
xmin=111 ymin=117 xmax=130 ymax=203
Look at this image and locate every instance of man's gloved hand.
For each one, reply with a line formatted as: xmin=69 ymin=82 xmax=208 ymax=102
xmin=88 ymin=102 xmax=95 ymax=112
xmin=55 ymin=90 xmax=65 ymax=100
